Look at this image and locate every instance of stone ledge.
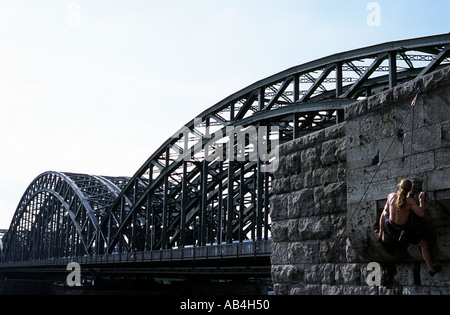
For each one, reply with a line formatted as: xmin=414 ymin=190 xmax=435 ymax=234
xmin=345 ymin=65 xmax=450 ymax=121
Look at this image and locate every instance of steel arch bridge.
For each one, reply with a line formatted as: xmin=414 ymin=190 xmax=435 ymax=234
xmin=2 ymin=33 xmax=450 ymax=265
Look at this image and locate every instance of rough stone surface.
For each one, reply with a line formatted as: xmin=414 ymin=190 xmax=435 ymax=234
xmin=270 ymin=66 xmax=450 ymax=295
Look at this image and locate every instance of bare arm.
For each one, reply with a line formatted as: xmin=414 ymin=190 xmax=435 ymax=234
xmin=410 ymin=192 xmax=426 ymax=218
xmin=384 ymin=197 xmax=390 ymax=214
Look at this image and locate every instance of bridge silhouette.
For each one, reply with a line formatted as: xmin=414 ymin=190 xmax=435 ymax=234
xmin=1 ymin=34 xmax=450 ymax=281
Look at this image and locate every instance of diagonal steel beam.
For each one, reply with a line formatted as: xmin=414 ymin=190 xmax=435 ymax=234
xmin=300 ymin=64 xmax=335 ymax=102
xmin=418 ymin=45 xmax=450 ymax=77
xmin=342 ymin=53 xmax=389 ymax=98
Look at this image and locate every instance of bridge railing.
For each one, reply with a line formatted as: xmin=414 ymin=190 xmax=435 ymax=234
xmin=0 ymin=240 xmax=271 ymax=269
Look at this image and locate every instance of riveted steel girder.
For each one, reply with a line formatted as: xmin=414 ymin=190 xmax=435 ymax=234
xmin=2 ymin=34 xmax=450 ymax=262
xmin=1 ymin=172 xmax=130 ymax=262
xmin=96 ymin=33 xmax=450 ymax=255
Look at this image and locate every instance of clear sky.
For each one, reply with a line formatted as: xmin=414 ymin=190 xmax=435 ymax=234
xmin=0 ymin=0 xmax=449 ymax=228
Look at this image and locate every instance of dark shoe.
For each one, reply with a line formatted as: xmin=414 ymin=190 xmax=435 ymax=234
xmin=430 ymin=265 xmax=442 ymax=277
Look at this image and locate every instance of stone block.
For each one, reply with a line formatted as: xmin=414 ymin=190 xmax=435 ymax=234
xmin=406 ymin=151 xmax=435 ymax=174
xmin=434 ymin=226 xmax=450 ymax=260
xmin=434 ymin=190 xmax=450 ymax=226
xmin=289 ymin=171 xmax=312 ymax=191
xmin=345 ymin=238 xmax=360 ymax=262
xmin=435 ymin=147 xmax=450 ymax=171
xmin=392 ymin=264 xmax=417 ymax=286
xmin=269 ymin=194 xmax=289 ymax=221
xmin=334 ymin=263 xmax=361 ymax=285
xmin=276 ymin=151 xmax=301 ymax=177
xmin=303 ymin=129 xmax=326 ymax=147
xmin=272 ymin=176 xmax=290 ymax=195
xmin=367 ymin=88 xmax=393 ymax=114
xmin=288 ymin=188 xmax=315 ymax=219
xmin=440 ymin=120 xmax=450 ymax=146
xmin=313 ymin=182 xmax=347 ymax=215
xmin=345 ymin=117 xmax=361 ymax=149
xmin=421 ymin=89 xmax=450 ymax=125
xmin=301 ymin=146 xmax=322 ymax=170
xmin=320 ymin=163 xmax=345 ymax=185
xmin=379 ymin=286 xmax=403 ymax=295
xmin=321 ymin=284 xmax=344 ymax=295
xmin=422 ymin=65 xmax=450 ymax=91
xmin=273 ymin=155 xmax=288 ymax=178
xmin=345 ymin=99 xmax=368 ymax=121
xmin=273 ymin=283 xmax=289 ymax=295
xmin=401 ymin=286 xmax=430 ymax=295
xmin=428 ymin=287 xmax=450 ymax=295
xmin=270 ymin=242 xmax=289 ymax=265
xmin=346 ymin=141 xmax=380 ymax=171
xmin=287 ymin=219 xmax=299 ymax=242
xmin=271 ymin=264 xmax=304 ymax=284
xmin=271 ymin=221 xmax=288 ymax=242
xmin=403 ymin=124 xmax=442 ymax=155
xmin=335 ymin=138 xmax=347 ymax=162
xmin=359 ymin=109 xmax=396 ymax=143
xmin=303 ymin=264 xmax=335 ymax=284
xmin=288 ymin=241 xmax=320 ymax=264
xmin=425 ymin=168 xmax=450 ymax=191
xmin=342 ymin=285 xmax=378 ymax=295
xmin=330 ymin=214 xmax=347 ymax=237
xmin=278 ymin=141 xmax=296 ymax=157
xmin=319 ymin=239 xmax=346 ymax=263
xmin=320 ymin=139 xmax=338 ymax=166
xmin=290 ymin=284 xmax=322 ymax=295
xmin=298 ymin=216 xmax=332 ymax=241
xmin=324 ymin=122 xmax=346 ymax=140
xmin=392 ymin=78 xmax=422 ymax=104
xmin=418 ymin=262 xmax=450 ymax=287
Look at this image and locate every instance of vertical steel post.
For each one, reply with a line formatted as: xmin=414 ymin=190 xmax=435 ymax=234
xmin=239 ymin=163 xmax=245 ymax=242
xmin=336 ymin=62 xmax=343 ymax=98
xmin=217 ymin=161 xmax=223 ymax=245
xmin=293 ymin=74 xmax=300 ymax=102
xmin=180 ymin=161 xmax=188 ymax=248
xmin=226 ymin=161 xmax=234 ymax=243
xmin=161 ymin=148 xmax=170 ymax=249
xmin=145 ymin=165 xmax=153 ymax=251
xmin=389 ymin=52 xmax=398 ymax=89
xmin=256 ymin=126 xmax=264 ymax=241
xmin=200 ymin=160 xmax=208 ymax=246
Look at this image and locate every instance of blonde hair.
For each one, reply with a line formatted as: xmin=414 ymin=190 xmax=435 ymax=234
xmin=396 ymin=179 xmax=412 ymax=209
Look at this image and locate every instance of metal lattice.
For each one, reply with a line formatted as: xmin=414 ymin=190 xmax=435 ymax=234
xmin=2 ymin=33 xmax=450 ymax=262
xmin=2 ymin=172 xmax=130 ymax=261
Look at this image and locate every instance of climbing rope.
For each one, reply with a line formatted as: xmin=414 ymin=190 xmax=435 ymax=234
xmin=409 ymin=88 xmax=421 ymax=176
xmin=316 ymin=86 xmax=422 ymax=283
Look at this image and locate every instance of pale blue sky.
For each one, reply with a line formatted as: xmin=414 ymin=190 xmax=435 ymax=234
xmin=0 ymin=0 xmax=449 ymax=227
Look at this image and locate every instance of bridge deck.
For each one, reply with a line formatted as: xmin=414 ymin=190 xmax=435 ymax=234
xmin=0 ymin=240 xmax=271 ymax=275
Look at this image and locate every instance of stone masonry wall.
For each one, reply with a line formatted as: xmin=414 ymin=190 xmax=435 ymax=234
xmin=270 ymin=66 xmax=450 ymax=295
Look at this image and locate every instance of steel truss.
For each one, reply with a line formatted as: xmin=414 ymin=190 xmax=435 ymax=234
xmin=2 ymin=34 xmax=450 ymax=262
xmin=2 ymin=172 xmax=130 ymax=261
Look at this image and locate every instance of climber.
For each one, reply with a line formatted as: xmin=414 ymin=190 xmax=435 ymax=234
xmin=377 ymin=179 xmax=441 ymax=277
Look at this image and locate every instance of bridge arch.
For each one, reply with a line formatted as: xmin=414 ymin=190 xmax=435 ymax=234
xmin=97 ymin=34 xmax=450 ymax=255
xmin=2 ymin=172 xmax=130 ymax=261
xmin=2 ymin=34 xmax=450 ymax=262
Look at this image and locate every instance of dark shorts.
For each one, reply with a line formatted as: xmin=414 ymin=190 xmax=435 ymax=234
xmin=384 ymin=213 xmax=422 ymax=245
